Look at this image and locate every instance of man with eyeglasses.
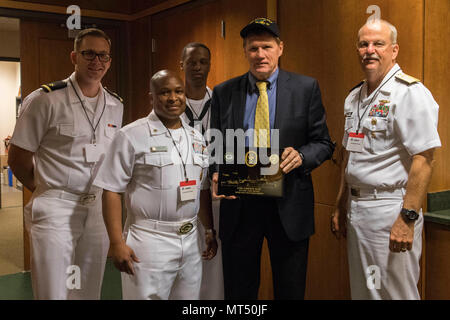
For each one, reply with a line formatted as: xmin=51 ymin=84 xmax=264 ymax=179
xmin=332 ymin=19 xmax=441 ymax=299
xmin=8 ymin=28 xmax=123 ymax=299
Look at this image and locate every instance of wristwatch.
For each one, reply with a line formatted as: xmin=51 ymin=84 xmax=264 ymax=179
xmin=401 ymin=208 xmax=419 ymax=221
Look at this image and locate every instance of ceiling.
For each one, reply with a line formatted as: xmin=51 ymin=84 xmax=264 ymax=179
xmin=9 ymin=0 xmax=170 ymax=14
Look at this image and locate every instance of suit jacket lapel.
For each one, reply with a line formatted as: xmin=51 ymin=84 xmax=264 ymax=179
xmin=275 ymin=69 xmax=290 ymax=129
xmin=232 ymin=74 xmax=248 ymax=129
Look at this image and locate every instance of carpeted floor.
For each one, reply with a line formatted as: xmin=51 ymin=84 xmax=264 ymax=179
xmin=0 ymin=186 xmax=24 ymax=276
xmin=0 ymin=259 xmax=122 ymax=300
xmin=0 ymin=185 xmax=123 ymax=300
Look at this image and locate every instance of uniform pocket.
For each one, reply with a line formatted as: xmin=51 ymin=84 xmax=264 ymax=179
xmin=362 ymin=117 xmax=388 ymax=153
xmin=58 ymin=123 xmax=87 ymax=138
xmin=104 ymin=126 xmax=118 ymax=139
xmin=133 ymin=153 xmax=175 ymax=189
xmin=193 ymin=154 xmax=209 ymax=168
xmin=189 ymin=154 xmax=208 ymax=187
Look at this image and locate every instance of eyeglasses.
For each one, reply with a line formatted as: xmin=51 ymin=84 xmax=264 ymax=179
xmin=79 ymin=50 xmax=111 ymax=62
xmin=356 ymin=40 xmax=393 ymax=50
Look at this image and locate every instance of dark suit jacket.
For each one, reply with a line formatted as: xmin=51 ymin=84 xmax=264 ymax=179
xmin=210 ymin=69 xmax=334 ymax=242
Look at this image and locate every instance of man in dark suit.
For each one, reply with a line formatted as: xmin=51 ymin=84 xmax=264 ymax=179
xmin=210 ymin=18 xmax=334 ymax=299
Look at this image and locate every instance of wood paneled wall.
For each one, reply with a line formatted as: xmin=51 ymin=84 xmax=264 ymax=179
xmin=145 ymin=0 xmax=450 ymax=299
xmin=425 ymin=0 xmax=450 ymax=193
xmin=423 ymin=0 xmax=450 ymax=299
xmin=12 ymin=0 xmax=448 ymax=299
xmin=150 ymin=0 xmax=266 ymax=95
xmin=125 ymin=16 xmax=152 ymax=123
xmin=279 ymin=0 xmax=449 ymax=299
xmin=151 ymin=0 xmax=221 ymax=88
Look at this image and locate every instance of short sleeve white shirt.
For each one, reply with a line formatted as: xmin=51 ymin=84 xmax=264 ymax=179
xmin=343 ymin=64 xmax=441 ymax=188
xmin=10 ymin=72 xmax=124 ymax=194
xmin=93 ymin=111 xmax=209 ymax=222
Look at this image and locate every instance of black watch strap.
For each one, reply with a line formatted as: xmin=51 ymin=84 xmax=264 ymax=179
xmin=401 ymin=208 xmax=419 ymax=221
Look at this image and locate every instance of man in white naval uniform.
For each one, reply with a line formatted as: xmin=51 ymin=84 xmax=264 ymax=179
xmin=332 ymin=19 xmax=441 ymax=299
xmin=94 ymin=70 xmax=217 ymax=300
xmin=8 ymin=28 xmax=123 ymax=299
xmin=180 ymin=42 xmax=224 ymax=300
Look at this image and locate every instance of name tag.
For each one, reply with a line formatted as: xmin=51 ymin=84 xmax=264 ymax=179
xmin=180 ymin=180 xmax=197 ymax=202
xmin=345 ymin=116 xmax=354 ymax=129
xmin=151 ymin=146 xmax=168 ymax=152
xmin=346 ymin=132 xmax=365 ymax=153
xmin=85 ymin=143 xmax=105 ymax=163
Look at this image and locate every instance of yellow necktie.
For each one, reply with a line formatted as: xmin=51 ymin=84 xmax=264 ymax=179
xmin=254 ymin=81 xmax=270 ymax=148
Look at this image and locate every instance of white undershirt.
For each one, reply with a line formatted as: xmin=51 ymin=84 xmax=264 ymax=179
xmin=84 ymin=94 xmax=99 ymax=115
xmin=181 ymin=87 xmax=212 ymax=135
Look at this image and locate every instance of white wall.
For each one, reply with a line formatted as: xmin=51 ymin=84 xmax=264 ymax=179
xmin=0 ymin=31 xmax=20 ymax=58
xmin=0 ymin=61 xmax=20 ymax=155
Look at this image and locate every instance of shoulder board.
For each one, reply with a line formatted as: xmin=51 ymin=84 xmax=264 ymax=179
xmin=349 ymin=81 xmax=364 ymax=93
xmin=104 ymin=87 xmax=123 ymax=103
xmin=395 ymin=73 xmax=420 ymax=85
xmin=40 ymin=80 xmax=67 ymax=93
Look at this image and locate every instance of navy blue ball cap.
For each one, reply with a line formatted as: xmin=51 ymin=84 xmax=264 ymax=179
xmin=240 ymin=18 xmax=280 ymax=38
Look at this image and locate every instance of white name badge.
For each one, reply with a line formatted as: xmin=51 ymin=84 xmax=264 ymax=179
xmin=346 ymin=132 xmax=365 ymax=153
xmin=85 ymin=143 xmax=105 ymax=163
xmin=180 ymin=180 xmax=197 ymax=202
xmin=345 ymin=116 xmax=354 ymax=129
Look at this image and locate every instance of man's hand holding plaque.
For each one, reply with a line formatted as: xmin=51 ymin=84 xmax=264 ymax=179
xmin=280 ymin=147 xmax=303 ymax=174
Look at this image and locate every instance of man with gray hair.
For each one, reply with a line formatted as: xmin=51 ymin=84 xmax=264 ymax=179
xmin=332 ymin=19 xmax=441 ymax=299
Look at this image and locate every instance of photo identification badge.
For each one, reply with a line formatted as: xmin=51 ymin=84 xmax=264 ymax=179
xmin=180 ymin=180 xmax=197 ymax=202
xmin=346 ymin=132 xmax=365 ymax=153
xmin=85 ymin=143 xmax=105 ymax=163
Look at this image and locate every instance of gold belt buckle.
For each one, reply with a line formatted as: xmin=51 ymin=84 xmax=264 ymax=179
xmin=179 ymin=222 xmax=194 ymax=234
xmin=80 ymin=194 xmax=96 ymax=205
xmin=350 ymin=188 xmax=360 ymax=197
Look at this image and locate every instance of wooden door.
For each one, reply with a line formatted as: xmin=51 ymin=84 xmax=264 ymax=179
xmin=20 ymin=19 xmax=120 ymax=270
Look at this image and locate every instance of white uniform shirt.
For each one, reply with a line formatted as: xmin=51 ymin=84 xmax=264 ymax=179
xmin=343 ymin=64 xmax=441 ymax=188
xmin=93 ymin=111 xmax=209 ymax=222
xmin=10 ymin=72 xmax=123 ymax=194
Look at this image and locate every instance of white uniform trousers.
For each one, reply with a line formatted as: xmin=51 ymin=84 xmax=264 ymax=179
xmin=122 ymin=216 xmax=202 ymax=300
xmin=198 ymin=199 xmax=224 ymax=299
xmin=346 ymin=187 xmax=423 ymax=300
xmin=24 ymin=191 xmax=109 ymax=300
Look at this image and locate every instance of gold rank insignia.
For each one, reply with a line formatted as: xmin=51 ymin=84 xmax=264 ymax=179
xmin=40 ymin=80 xmax=67 ymax=92
xmin=395 ymin=73 xmax=420 ymax=85
xmin=104 ymin=87 xmax=124 ymax=103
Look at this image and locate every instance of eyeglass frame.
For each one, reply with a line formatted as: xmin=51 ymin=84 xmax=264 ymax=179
xmin=79 ymin=50 xmax=112 ymax=62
